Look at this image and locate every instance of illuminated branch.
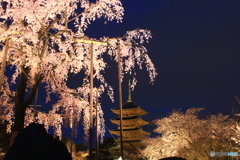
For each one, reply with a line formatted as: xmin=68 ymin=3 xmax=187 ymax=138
xmin=67 ymin=2 xmax=98 ymax=23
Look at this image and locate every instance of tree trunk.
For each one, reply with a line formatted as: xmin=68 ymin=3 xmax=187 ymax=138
xmin=9 ymin=67 xmax=42 ymax=147
xmin=9 ymin=68 xmax=29 ymax=147
xmin=13 ymin=68 xmax=29 ymax=132
xmin=13 ymin=67 xmax=43 ymax=132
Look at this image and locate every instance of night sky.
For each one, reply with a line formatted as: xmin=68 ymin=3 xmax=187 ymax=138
xmin=84 ymin=0 xmax=240 ymax=138
xmin=41 ymin=0 xmax=240 ymax=142
xmin=98 ymin=0 xmax=240 ymax=139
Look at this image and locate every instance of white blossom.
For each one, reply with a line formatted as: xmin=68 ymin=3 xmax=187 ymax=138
xmin=0 ymin=0 xmax=156 ymax=140
xmin=142 ymin=108 xmax=238 ymax=160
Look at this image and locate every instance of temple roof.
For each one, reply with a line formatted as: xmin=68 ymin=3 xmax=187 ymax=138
xmin=112 ymin=116 xmax=139 ymax=120
xmin=112 ymin=80 xmax=140 ymax=110
xmin=112 ymin=101 xmax=138 ymax=110
xmin=111 ymin=80 xmax=148 ymax=115
xmin=111 ymin=106 xmax=148 ymax=116
xmin=122 ymin=140 xmax=141 ymax=143
xmin=110 ymin=80 xmax=150 ymax=143
xmin=110 ymin=127 xmax=150 ymax=135
xmin=112 ymin=127 xmax=140 ymax=131
xmin=110 ymin=116 xmax=149 ymax=126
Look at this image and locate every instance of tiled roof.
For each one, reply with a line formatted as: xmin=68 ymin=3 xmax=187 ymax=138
xmin=112 ymin=116 xmax=139 ymax=120
xmin=112 ymin=101 xmax=138 ymax=110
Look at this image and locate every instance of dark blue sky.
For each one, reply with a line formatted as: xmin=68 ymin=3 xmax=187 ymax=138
xmin=92 ymin=0 xmax=240 ymax=139
xmin=84 ymin=0 xmax=239 ymax=134
xmin=53 ymin=0 xmax=240 ymax=142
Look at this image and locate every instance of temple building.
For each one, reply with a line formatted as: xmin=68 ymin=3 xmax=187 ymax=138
xmin=110 ymin=81 xmax=150 ymax=144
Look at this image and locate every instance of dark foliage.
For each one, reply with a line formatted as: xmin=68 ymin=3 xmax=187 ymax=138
xmin=3 ymin=123 xmax=72 ymax=160
xmin=99 ymin=138 xmax=119 ymax=160
xmin=0 ymin=123 xmax=10 ymax=153
xmin=76 ymin=142 xmax=88 ymax=152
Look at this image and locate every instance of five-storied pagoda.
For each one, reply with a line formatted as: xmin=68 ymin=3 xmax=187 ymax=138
xmin=110 ymin=81 xmax=150 ymax=144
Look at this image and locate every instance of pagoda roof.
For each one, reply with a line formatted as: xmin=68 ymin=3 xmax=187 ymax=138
xmin=112 ymin=116 xmax=139 ymax=120
xmin=122 ymin=140 xmax=141 ymax=143
xmin=110 ymin=127 xmax=150 ymax=136
xmin=111 ymin=105 xmax=148 ymax=116
xmin=111 ymin=80 xmax=148 ymax=115
xmin=110 ymin=116 xmax=149 ymax=126
xmin=112 ymin=101 xmax=139 ymax=110
xmin=116 ymin=127 xmax=139 ymax=131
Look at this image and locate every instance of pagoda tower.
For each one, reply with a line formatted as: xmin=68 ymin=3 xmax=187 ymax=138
xmin=110 ymin=81 xmax=150 ymax=143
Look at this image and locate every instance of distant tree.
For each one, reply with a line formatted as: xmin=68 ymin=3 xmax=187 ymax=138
xmin=73 ymin=142 xmax=89 ymax=160
xmin=142 ymin=108 xmax=239 ymax=160
xmin=0 ymin=0 xmax=157 ymax=140
xmin=62 ymin=137 xmax=76 ymax=153
xmin=62 ymin=138 xmax=90 ymax=160
xmin=73 ymin=151 xmax=88 ymax=160
xmin=99 ymin=137 xmax=120 ymax=160
xmin=76 ymin=142 xmax=88 ymax=152
xmin=98 ymin=138 xmax=145 ymax=160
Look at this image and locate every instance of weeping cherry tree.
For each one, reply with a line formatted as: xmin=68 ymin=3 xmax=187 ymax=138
xmin=0 ymin=0 xmax=157 ymax=140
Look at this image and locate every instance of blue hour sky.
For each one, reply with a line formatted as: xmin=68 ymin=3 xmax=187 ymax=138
xmin=51 ymin=0 xmax=240 ymax=141
xmin=91 ymin=0 xmax=240 ymax=139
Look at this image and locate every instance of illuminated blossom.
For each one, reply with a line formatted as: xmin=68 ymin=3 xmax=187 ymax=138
xmin=142 ymin=108 xmax=238 ymax=160
xmin=0 ymin=0 xmax=157 ymax=139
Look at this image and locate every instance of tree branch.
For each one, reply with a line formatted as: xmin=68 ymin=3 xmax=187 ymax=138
xmin=67 ymin=2 xmax=98 ymax=23
xmin=24 ymin=75 xmax=44 ymax=108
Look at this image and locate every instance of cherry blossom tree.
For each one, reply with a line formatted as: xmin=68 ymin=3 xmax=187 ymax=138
xmin=142 ymin=108 xmax=238 ymax=160
xmin=0 ymin=0 xmax=157 ymax=140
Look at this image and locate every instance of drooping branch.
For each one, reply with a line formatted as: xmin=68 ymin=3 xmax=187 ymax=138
xmin=0 ymin=0 xmax=156 ymax=142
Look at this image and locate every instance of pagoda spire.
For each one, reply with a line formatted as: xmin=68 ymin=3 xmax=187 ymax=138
xmin=127 ymin=79 xmax=132 ymax=102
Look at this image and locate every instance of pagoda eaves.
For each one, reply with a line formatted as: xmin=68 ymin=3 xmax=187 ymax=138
xmin=110 ymin=127 xmax=150 ymax=138
xmin=110 ymin=116 xmax=149 ymax=127
xmin=110 ymin=80 xmax=149 ymax=144
xmin=111 ymin=102 xmax=148 ymax=116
